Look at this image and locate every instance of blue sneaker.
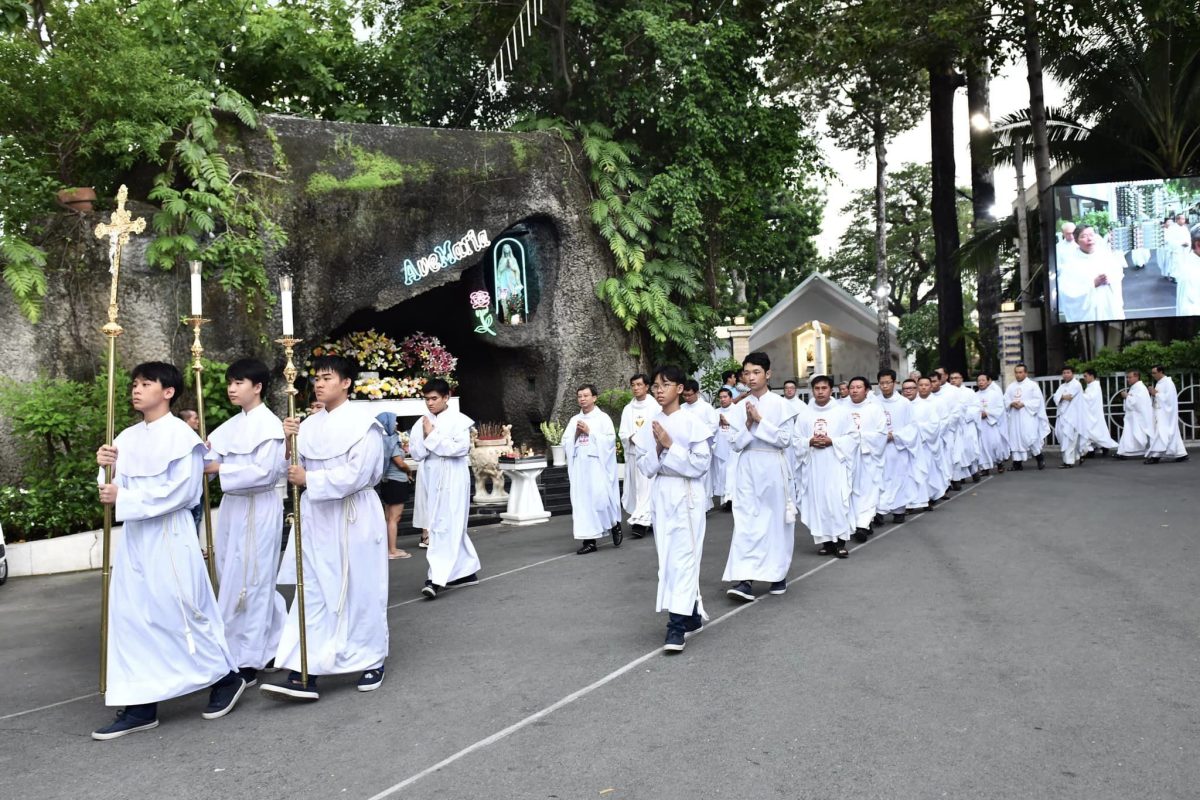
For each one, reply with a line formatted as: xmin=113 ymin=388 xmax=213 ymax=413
xmin=663 ymin=628 xmax=686 ymax=652
xmin=92 ymin=709 xmax=159 ymax=740
xmin=726 ymin=581 xmax=754 ymax=601
xmin=358 ymin=664 xmax=385 ymax=692
xmin=768 ymin=580 xmax=787 ymax=595
xmin=202 ymin=673 xmax=247 ymax=719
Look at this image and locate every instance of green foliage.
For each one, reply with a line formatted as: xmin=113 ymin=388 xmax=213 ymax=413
xmin=0 ymin=369 xmax=138 ymax=540
xmin=539 ymin=420 xmax=565 ymax=446
xmin=1068 ymin=335 xmax=1200 ymax=376
xmin=700 ymin=355 xmax=742 ymax=399
xmin=1077 ymin=210 xmax=1114 ymax=237
xmin=183 ymin=356 xmax=238 ymax=429
xmin=307 ymin=139 xmax=434 ymax=194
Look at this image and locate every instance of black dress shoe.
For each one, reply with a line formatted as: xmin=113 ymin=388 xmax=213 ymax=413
xmin=576 ymin=540 xmax=598 ymax=554
xmin=611 ymin=523 xmax=624 ymax=547
xmin=1144 ymin=457 xmax=1161 ymax=464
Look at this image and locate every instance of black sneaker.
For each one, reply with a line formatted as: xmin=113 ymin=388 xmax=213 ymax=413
xmin=238 ymin=667 xmax=259 ymax=687
xmin=203 ymin=673 xmax=247 ymax=719
xmin=768 ymin=580 xmax=787 ymax=595
xmin=92 ymin=709 xmax=158 ymax=740
xmin=357 ymin=664 xmax=385 ymax=692
xmin=448 ymin=573 xmax=479 ymax=586
xmin=421 ymin=579 xmax=439 ymax=599
xmin=611 ymin=523 xmax=623 ymax=547
xmin=576 ymin=540 xmax=598 ymax=555
xmin=682 ymin=614 xmax=704 ymax=634
xmin=852 ymin=528 xmax=870 ymax=543
xmin=260 ymin=671 xmax=319 ymax=702
xmin=726 ymin=581 xmax=754 ymax=601
xmin=663 ymin=628 xmax=686 ymax=652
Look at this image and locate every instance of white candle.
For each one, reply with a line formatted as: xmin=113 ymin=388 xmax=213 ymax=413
xmin=279 ymin=275 xmax=294 ymax=336
xmin=189 ymin=261 xmax=203 ymax=316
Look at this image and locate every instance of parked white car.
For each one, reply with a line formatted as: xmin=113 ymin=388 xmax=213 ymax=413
xmin=0 ymin=520 xmax=8 ymax=585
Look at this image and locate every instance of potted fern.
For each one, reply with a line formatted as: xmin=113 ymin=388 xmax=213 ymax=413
xmin=539 ymin=421 xmax=566 ymax=467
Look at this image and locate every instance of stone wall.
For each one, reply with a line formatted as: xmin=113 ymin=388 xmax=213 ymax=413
xmin=0 ymin=116 xmax=640 ymax=480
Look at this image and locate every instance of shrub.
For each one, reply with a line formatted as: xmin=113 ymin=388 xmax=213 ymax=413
xmin=1067 ymin=334 xmax=1200 ymax=376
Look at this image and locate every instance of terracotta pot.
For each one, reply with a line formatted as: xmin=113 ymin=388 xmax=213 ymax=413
xmin=57 ymin=187 xmax=97 ymax=213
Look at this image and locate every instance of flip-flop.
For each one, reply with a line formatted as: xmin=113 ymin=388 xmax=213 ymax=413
xmin=389 ymin=551 xmax=412 ymax=560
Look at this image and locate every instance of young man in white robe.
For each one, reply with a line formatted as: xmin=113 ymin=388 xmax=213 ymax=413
xmin=1005 ymin=363 xmax=1049 ymax=470
xmin=635 ymin=365 xmax=712 ymax=653
xmin=409 ymin=378 xmax=481 ymax=597
xmin=974 ymin=372 xmax=1009 ymax=474
xmin=93 ymin=362 xmax=244 ymax=739
xmin=618 ymin=373 xmax=656 ymax=537
xmin=1162 ymin=214 xmax=1192 ymax=282
xmin=1057 ymin=224 xmax=1125 ymax=322
xmin=722 ymin=352 xmax=799 ymax=601
xmin=912 ymin=377 xmax=950 ymax=507
xmin=876 ymin=369 xmax=922 ymax=523
xmin=798 ymin=376 xmax=854 ymax=557
xmin=204 ymin=359 xmax=287 ymax=688
xmin=1052 ymin=366 xmax=1090 ymax=468
xmin=263 ymin=355 xmax=390 ymax=701
xmin=711 ymin=387 xmax=737 ymax=507
xmin=682 ymin=379 xmax=721 ymax=503
xmin=1116 ymin=370 xmax=1153 ymax=459
xmin=563 ymin=384 xmax=622 ymax=554
xmin=1079 ymin=368 xmax=1118 ymax=457
xmin=844 ymin=376 xmax=888 ymax=541
xmin=1145 ymin=365 xmax=1190 ymax=464
xmin=948 ymin=372 xmax=983 ymax=481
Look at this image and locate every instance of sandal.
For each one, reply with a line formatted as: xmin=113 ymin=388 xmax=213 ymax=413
xmin=818 ymin=542 xmax=835 ymax=556
xmin=389 ymin=550 xmax=412 ymax=560
xmin=418 ymin=535 xmax=430 ymax=548
xmin=835 ymin=544 xmax=849 ymax=559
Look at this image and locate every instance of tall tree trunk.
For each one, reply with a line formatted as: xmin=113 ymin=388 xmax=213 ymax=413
xmin=967 ymin=58 xmax=1000 ymax=378
xmin=1023 ymin=1 xmax=1063 ymax=372
xmin=929 ymin=51 xmax=968 ymax=373
xmin=873 ymin=119 xmax=891 ymax=373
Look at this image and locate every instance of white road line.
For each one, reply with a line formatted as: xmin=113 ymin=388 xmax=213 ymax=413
xmin=365 ymin=476 xmax=995 ymax=799
xmin=0 ymin=692 xmax=101 ymax=722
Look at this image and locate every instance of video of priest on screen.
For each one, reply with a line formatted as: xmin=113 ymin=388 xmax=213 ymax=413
xmin=1052 ymin=178 xmax=1200 ymax=323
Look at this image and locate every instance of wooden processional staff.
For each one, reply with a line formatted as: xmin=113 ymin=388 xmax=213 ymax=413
xmin=93 ymin=186 xmax=145 ymax=695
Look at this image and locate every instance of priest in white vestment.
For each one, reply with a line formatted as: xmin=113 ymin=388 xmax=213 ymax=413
xmin=205 ymin=359 xmax=287 ymax=683
xmin=1052 ymin=367 xmax=1090 ymax=467
xmin=1080 ymin=370 xmax=1118 ymax=455
xmin=266 ymin=357 xmax=390 ymax=701
xmin=93 ymin=362 xmax=243 ymax=740
xmin=974 ymin=373 xmax=1008 ymax=473
xmin=912 ymin=377 xmax=949 ymax=505
xmin=635 ymin=366 xmax=713 ymax=653
xmin=409 ymin=380 xmax=482 ymax=595
xmin=563 ymin=384 xmax=622 ymax=554
xmin=928 ymin=375 xmax=960 ymax=489
xmin=1145 ymin=366 xmax=1190 ymax=463
xmin=1175 ymin=238 xmax=1200 ymax=315
xmin=1057 ymin=224 xmax=1125 ymax=322
xmin=949 ymin=372 xmax=983 ymax=479
xmin=618 ymin=373 xmax=657 ymax=535
xmin=876 ymin=371 xmax=922 ymax=522
xmin=722 ymin=353 xmax=798 ymax=601
xmin=1005 ymin=364 xmax=1050 ymax=470
xmin=844 ymin=377 xmax=888 ymax=539
xmin=1162 ymin=215 xmax=1192 ymax=281
xmin=1116 ymin=371 xmax=1154 ymax=458
xmin=797 ymin=376 xmax=855 ymax=556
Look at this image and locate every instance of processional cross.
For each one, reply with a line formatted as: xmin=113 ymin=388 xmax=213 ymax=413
xmin=93 ymin=185 xmax=146 ymax=336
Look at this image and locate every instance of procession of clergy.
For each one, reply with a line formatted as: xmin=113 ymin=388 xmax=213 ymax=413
xmin=90 ymin=350 xmax=1190 ymax=741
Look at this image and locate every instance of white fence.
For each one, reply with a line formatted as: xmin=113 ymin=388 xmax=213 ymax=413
xmin=1033 ymin=372 xmax=1197 ymax=446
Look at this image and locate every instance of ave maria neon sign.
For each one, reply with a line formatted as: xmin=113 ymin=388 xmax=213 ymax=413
xmin=402 ymin=229 xmax=491 ymax=286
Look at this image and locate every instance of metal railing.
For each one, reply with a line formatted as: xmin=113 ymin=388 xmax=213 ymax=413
xmin=1032 ymin=371 xmax=1198 ymax=446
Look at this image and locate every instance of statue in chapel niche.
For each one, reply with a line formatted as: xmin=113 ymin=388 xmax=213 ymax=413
xmin=493 ymin=239 xmax=528 ymax=324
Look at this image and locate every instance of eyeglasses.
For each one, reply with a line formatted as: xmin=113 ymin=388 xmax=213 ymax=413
xmin=650 ymin=381 xmax=677 ymax=392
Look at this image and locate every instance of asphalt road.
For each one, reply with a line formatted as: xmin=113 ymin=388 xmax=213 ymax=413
xmin=2 ymin=452 xmax=1198 ymax=800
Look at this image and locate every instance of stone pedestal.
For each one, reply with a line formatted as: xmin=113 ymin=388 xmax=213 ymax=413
xmin=498 ymin=462 xmax=551 ymax=525
xmin=726 ymin=324 xmax=754 ymax=362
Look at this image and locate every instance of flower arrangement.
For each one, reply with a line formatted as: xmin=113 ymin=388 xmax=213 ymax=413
xmin=305 ymin=330 xmax=459 ymax=400
xmin=539 ymin=421 xmax=565 ymax=446
xmin=399 ymin=331 xmax=458 ymax=378
xmin=352 ymin=375 xmax=426 ymax=400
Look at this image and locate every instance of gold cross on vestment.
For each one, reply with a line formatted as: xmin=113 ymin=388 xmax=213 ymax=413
xmin=93 ymin=185 xmax=146 ymax=331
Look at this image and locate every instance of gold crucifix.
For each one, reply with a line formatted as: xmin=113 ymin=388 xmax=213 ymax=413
xmin=93 ymin=185 xmax=146 ymax=335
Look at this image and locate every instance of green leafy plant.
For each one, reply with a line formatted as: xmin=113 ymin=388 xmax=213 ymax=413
xmin=700 ymin=356 xmax=743 ymax=399
xmin=1068 ymin=334 xmax=1200 ymax=376
xmin=183 ymin=356 xmax=238 ymax=429
xmin=539 ymin=421 xmax=565 ymax=446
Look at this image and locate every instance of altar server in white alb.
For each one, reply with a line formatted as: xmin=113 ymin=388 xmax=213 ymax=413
xmin=1116 ymin=370 xmax=1154 ymax=459
xmin=635 ymin=365 xmax=712 ymax=653
xmin=682 ymin=379 xmax=720 ymax=500
xmin=92 ymin=362 xmax=244 ymax=740
xmin=263 ymin=355 xmax=389 ymax=701
xmin=711 ymin=387 xmax=737 ymax=507
xmin=204 ymin=358 xmax=287 ymax=688
xmin=973 ymin=372 xmax=1008 ymax=474
xmin=1005 ymin=363 xmax=1049 ymax=470
xmin=409 ymin=378 xmax=481 ymax=597
xmin=876 ymin=369 xmax=922 ymax=523
xmin=844 ymin=376 xmax=888 ymax=540
xmin=722 ymin=352 xmax=799 ymax=601
xmin=1145 ymin=365 xmax=1190 ymax=464
xmin=563 ymin=384 xmax=622 ymax=554
xmin=618 ymin=373 xmax=656 ymax=537
xmin=1079 ymin=369 xmax=1118 ymax=457
xmin=911 ymin=377 xmax=949 ymax=506
xmin=797 ymin=375 xmax=855 ymax=557
xmin=1052 ymin=366 xmax=1090 ymax=468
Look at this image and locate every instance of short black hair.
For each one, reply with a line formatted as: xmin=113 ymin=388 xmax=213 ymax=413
xmin=1061 ymin=365 xmax=1074 ymax=373
xmin=1015 ymin=362 xmax=1027 ymax=369
xmin=721 ymin=369 xmax=738 ymax=383
xmin=717 ymin=387 xmax=734 ymax=398
xmin=131 ymin=361 xmax=184 ymax=406
xmin=422 ymin=378 xmax=451 ymax=396
xmin=902 ymin=378 xmax=917 ymax=387
xmin=976 ymin=371 xmax=991 ymax=380
xmin=576 ymin=383 xmax=598 ymax=396
xmin=630 ymin=373 xmax=649 ymax=386
xmin=783 ymin=379 xmax=799 ymax=388
xmin=877 ymin=369 xmax=897 ymax=382
xmin=1127 ymin=368 xmax=1141 ymax=378
xmin=810 ymin=374 xmax=832 ymax=388
xmin=683 ymin=378 xmax=700 ymax=392
xmin=1083 ymin=368 xmax=1097 ymax=378
xmin=1150 ymin=363 xmax=1165 ymax=373
xmin=226 ymin=358 xmax=271 ymax=395
xmin=849 ymin=376 xmax=871 ymax=390
xmin=743 ymin=351 xmax=770 ymax=371
xmin=311 ymin=354 xmax=358 ymax=383
xmin=652 ymin=364 xmax=686 ymax=386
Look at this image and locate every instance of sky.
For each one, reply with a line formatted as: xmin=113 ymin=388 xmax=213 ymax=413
xmin=814 ymin=63 xmax=1066 ymax=255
